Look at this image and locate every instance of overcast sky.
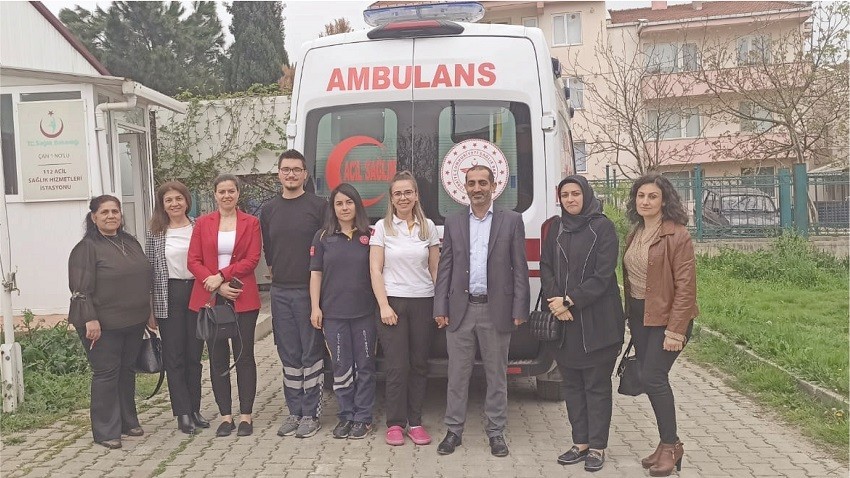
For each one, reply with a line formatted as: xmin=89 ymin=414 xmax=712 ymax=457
xmin=43 ymin=1 xmax=670 ymax=60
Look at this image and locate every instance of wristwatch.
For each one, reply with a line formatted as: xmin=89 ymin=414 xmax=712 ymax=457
xmin=563 ymin=295 xmax=574 ymax=308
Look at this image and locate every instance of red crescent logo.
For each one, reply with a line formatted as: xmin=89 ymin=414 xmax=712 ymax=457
xmin=39 ymin=118 xmax=64 ymax=138
xmin=326 ymin=135 xmax=386 ymax=207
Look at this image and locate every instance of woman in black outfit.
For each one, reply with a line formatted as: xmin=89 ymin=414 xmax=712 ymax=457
xmin=146 ymin=181 xmax=208 ymax=434
xmin=69 ymin=195 xmax=155 ymax=449
xmin=540 ymin=176 xmax=624 ymax=472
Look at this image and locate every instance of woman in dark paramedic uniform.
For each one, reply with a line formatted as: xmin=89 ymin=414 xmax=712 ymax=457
xmin=310 ymin=183 xmax=378 ymax=440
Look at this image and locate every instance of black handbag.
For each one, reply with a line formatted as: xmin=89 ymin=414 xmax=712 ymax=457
xmin=196 ymin=293 xmax=239 ymax=341
xmin=135 ymin=327 xmax=165 ymax=400
xmin=616 ymin=339 xmax=643 ymax=396
xmin=528 ymin=292 xmax=563 ymax=342
xmin=195 ymin=292 xmax=243 ymax=377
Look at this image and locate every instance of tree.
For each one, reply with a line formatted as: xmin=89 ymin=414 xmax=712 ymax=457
xmin=59 ymin=2 xmax=225 ymax=96
xmin=224 ymin=2 xmax=289 ymax=92
xmin=696 ymin=2 xmax=849 ymax=166
xmin=319 ymin=18 xmax=354 ymax=37
xmin=570 ymin=29 xmax=709 ymax=178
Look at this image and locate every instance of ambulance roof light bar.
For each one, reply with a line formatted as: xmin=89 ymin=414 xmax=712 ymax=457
xmin=364 ymin=2 xmax=485 ymax=27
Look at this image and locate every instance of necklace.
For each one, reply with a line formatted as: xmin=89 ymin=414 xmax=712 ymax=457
xmin=103 ymin=234 xmax=127 ymax=256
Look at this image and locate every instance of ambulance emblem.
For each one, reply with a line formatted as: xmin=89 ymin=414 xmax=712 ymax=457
xmin=440 ymin=139 xmax=509 ymax=205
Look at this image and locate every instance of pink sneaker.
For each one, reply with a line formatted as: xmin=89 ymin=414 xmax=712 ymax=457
xmin=385 ymin=425 xmax=405 ymax=446
xmin=407 ymin=425 xmax=432 ymax=445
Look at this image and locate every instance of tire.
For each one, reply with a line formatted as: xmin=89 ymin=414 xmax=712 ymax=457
xmin=535 ymin=378 xmax=564 ymax=401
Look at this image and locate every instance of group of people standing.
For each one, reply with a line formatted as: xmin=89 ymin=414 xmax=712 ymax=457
xmin=67 ymin=148 xmax=697 ymax=477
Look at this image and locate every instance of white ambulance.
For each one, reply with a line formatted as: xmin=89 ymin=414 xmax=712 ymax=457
xmin=286 ymin=2 xmax=575 ymax=399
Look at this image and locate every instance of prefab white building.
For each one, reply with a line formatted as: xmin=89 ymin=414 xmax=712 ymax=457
xmin=0 ymin=1 xmax=186 ymax=315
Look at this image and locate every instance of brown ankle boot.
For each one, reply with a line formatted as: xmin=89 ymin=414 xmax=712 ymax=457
xmin=641 ymin=442 xmax=663 ymax=469
xmin=649 ymin=441 xmax=683 ymax=477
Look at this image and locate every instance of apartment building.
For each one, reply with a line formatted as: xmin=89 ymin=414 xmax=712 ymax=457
xmin=366 ymin=1 xmax=824 ymax=182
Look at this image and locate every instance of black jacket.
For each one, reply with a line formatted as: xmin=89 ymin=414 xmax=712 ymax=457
xmin=539 ymin=177 xmax=624 ymax=359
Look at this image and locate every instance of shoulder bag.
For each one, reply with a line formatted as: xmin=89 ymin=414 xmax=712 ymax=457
xmin=195 ymin=291 xmax=243 ymax=377
xmin=134 ymin=327 xmax=165 ymax=400
xmin=616 ymin=339 xmax=643 ymax=396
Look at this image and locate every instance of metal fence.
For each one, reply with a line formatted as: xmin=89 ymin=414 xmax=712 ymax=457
xmin=590 ymin=165 xmax=849 ymax=240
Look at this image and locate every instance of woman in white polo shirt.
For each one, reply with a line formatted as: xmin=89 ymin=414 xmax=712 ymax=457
xmin=370 ymin=171 xmax=441 ymax=447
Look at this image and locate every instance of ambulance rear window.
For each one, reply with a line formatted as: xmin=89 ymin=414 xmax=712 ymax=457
xmin=305 ymin=100 xmax=532 ymax=225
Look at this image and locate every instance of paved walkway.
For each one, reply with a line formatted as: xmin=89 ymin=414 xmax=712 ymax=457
xmin=1 ymin=323 xmax=846 ymax=477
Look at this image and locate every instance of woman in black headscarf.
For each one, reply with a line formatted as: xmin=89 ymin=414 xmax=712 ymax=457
xmin=540 ymin=176 xmax=624 ymax=472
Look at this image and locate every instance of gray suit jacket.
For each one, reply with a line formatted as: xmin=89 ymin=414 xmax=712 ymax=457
xmin=434 ymin=206 xmax=530 ymax=333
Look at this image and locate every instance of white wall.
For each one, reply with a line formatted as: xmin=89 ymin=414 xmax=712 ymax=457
xmin=0 ymin=2 xmax=101 ymax=75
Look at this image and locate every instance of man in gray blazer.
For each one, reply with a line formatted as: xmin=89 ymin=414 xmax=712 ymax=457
xmin=434 ymin=165 xmax=530 ymax=457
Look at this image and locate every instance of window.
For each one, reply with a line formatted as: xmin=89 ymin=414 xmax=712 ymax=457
xmin=566 ymin=77 xmax=584 ymax=109
xmin=647 ymin=108 xmax=701 ymax=139
xmin=552 ymin=13 xmax=582 ymax=46
xmin=662 ymin=171 xmax=691 ymax=201
xmin=305 ymin=100 xmax=533 ymax=224
xmin=574 ymin=141 xmax=587 ymax=173
xmin=19 ymin=91 xmax=81 ymax=102
xmin=681 ymin=43 xmax=700 ymax=71
xmin=522 ymin=17 xmax=538 ymax=28
xmin=738 ymin=35 xmax=772 ymax=65
xmin=739 ymin=101 xmax=772 ymax=133
xmin=645 ymin=43 xmax=678 ymax=74
xmin=1 ymin=94 xmax=18 ymax=194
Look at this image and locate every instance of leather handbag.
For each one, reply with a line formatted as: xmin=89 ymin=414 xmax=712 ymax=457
xmin=616 ymin=339 xmax=643 ymax=396
xmin=528 ymin=292 xmax=563 ymax=342
xmin=196 ymin=293 xmax=239 ymax=342
xmin=134 ymin=327 xmax=165 ymax=400
xmin=195 ymin=292 xmax=242 ymax=377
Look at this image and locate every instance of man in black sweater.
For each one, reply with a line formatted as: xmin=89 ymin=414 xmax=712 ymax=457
xmin=260 ymin=149 xmax=327 ymax=439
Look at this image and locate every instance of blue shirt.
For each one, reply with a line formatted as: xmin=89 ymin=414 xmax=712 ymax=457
xmin=468 ymin=205 xmax=493 ymax=295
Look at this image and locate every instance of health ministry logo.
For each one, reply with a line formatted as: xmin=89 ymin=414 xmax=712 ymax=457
xmin=39 ymin=110 xmax=65 ymax=139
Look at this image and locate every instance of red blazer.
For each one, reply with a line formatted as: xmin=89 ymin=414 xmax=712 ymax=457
xmin=188 ymin=210 xmax=262 ymax=312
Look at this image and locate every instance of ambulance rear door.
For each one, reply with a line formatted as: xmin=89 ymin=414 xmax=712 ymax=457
xmin=409 ymin=35 xmax=546 ymax=226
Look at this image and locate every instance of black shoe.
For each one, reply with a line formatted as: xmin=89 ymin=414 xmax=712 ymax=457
xmin=215 ymin=421 xmax=235 ymax=437
xmin=437 ymin=431 xmax=462 ymax=455
xmin=348 ymin=422 xmax=372 ymax=439
xmin=558 ymin=446 xmax=589 ymax=465
xmin=123 ymin=427 xmax=144 ymax=437
xmin=584 ymin=449 xmax=605 ymax=472
xmin=332 ymin=420 xmax=354 ymax=439
xmin=96 ymin=439 xmax=122 ymax=449
xmin=177 ymin=415 xmax=196 ymax=435
xmin=489 ymin=435 xmax=509 ymax=457
xmin=237 ymin=421 xmax=253 ymax=437
xmin=191 ymin=411 xmax=210 ymax=428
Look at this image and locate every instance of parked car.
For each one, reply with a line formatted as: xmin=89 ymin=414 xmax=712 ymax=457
xmin=700 ymin=187 xmax=780 ymax=235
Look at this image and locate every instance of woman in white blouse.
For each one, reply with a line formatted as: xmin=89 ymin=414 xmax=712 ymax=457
xmin=370 ymin=171 xmax=440 ymax=447
xmin=146 ymin=181 xmax=208 ymax=434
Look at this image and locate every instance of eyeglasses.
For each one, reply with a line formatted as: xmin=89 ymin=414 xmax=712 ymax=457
xmin=391 ymin=190 xmax=416 ymax=199
xmin=279 ymin=167 xmax=305 ymax=175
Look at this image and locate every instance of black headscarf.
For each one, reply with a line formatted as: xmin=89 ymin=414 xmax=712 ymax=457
xmin=557 ymin=175 xmax=604 ymax=232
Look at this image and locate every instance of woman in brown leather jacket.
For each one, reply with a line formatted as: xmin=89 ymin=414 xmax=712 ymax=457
xmin=622 ymin=173 xmax=698 ymax=477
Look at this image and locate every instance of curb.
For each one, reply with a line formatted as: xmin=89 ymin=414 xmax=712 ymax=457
xmin=254 ymin=313 xmax=273 ymax=342
xmin=697 ymin=324 xmax=849 ymax=410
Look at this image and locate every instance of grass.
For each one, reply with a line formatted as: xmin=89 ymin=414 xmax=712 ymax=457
xmin=685 ymin=330 xmax=849 ymax=462
xmin=0 ymin=314 xmax=167 ymax=435
xmin=687 ymin=234 xmax=849 ymax=462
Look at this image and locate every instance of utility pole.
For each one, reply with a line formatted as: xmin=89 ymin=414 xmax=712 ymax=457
xmin=0 ymin=153 xmax=24 ymax=412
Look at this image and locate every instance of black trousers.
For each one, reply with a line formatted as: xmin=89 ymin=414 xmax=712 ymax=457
xmin=77 ymin=322 xmax=145 ymax=442
xmin=627 ymin=297 xmax=693 ymax=444
xmin=377 ymin=296 xmax=435 ymax=428
xmin=159 ymin=279 xmax=204 ymax=417
xmin=207 ymin=301 xmax=259 ymax=416
xmin=556 ymin=358 xmax=617 ymax=449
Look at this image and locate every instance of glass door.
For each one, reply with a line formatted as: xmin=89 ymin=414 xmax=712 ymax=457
xmin=118 ymin=132 xmax=147 ymax=240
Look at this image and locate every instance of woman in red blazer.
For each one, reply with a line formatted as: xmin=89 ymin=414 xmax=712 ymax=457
xmin=188 ymin=174 xmax=262 ymax=438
